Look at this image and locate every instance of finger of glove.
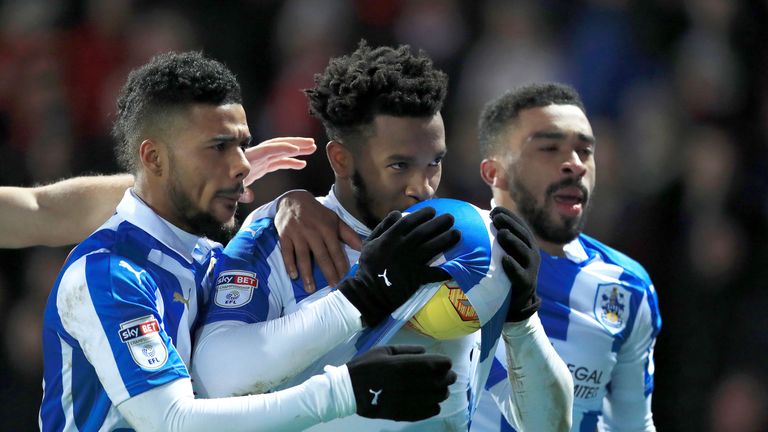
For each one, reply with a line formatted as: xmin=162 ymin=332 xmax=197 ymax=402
xmin=367 ymin=211 xmax=402 ymax=242
xmin=384 ymin=206 xmax=437 ymax=238
xmin=387 ymin=402 xmax=442 ymax=422
xmin=376 ymin=401 xmax=440 ymax=421
xmin=496 ymin=229 xmax=535 ymax=269
xmin=501 ymin=254 xmax=531 ymax=288
xmin=491 ymin=210 xmax=535 ymax=248
xmin=386 ymin=352 xmax=453 ymax=376
xmin=412 ymin=229 xmax=461 ymax=263
xmin=381 ymin=344 xmax=427 ymax=357
xmin=401 ymin=213 xmax=455 ymax=245
xmin=413 ymin=266 xmax=452 ymax=286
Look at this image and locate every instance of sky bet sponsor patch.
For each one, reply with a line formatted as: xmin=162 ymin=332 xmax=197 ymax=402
xmin=214 ymin=270 xmax=258 ymax=308
xmin=118 ymin=315 xmax=168 ymax=370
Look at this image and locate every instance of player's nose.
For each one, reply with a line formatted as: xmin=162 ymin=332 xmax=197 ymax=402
xmin=406 ymin=174 xmax=435 ymax=202
xmin=230 ymin=147 xmax=251 ymax=181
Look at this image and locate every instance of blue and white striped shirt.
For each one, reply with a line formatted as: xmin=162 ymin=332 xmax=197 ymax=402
xmin=40 ymin=190 xmax=219 ymax=432
xmin=473 ymin=234 xmax=662 ymax=431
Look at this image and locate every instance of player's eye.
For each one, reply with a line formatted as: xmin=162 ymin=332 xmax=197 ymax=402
xmin=212 ymin=143 xmax=226 ymax=152
xmin=240 ymin=138 xmax=253 ymax=151
xmin=577 ymin=146 xmax=594 ymax=157
xmin=388 ymin=162 xmax=408 ymax=171
xmin=429 ymin=156 xmax=443 ymax=167
xmin=539 ymin=145 xmax=558 ymax=152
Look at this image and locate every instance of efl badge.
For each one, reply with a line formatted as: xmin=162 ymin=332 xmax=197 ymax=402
xmin=594 ymin=283 xmax=631 ymax=335
xmin=214 ymin=270 xmax=258 ymax=308
xmin=118 ymin=315 xmax=168 ymax=370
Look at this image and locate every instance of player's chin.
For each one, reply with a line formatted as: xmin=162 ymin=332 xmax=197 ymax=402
xmin=210 ymin=201 xmax=238 ymax=224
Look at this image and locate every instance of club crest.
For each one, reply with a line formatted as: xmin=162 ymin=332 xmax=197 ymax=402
xmin=594 ymin=283 xmax=630 ymax=335
xmin=118 ymin=315 xmax=168 ymax=370
xmin=214 ymin=270 xmax=258 ymax=308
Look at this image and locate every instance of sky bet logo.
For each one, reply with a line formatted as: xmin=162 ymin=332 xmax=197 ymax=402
xmin=216 ymin=271 xmax=258 ymax=289
xmin=119 ymin=319 xmax=160 ymax=342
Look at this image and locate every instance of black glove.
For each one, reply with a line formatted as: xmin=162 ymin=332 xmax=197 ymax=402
xmin=347 ymin=345 xmax=457 ymax=421
xmin=339 ymin=207 xmax=460 ymax=326
xmin=490 ymin=207 xmax=542 ymax=322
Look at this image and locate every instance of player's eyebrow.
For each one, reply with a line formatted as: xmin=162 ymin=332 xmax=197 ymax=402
xmin=385 ymin=149 xmax=447 ymax=162
xmin=209 ymin=134 xmax=253 ymax=146
xmin=527 ymin=130 xmax=596 ymax=144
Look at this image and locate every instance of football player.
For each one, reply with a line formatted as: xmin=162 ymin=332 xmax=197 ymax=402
xmin=191 ymin=42 xmax=572 ymax=431
xmin=40 ymin=51 xmax=457 ymax=432
xmin=472 ymin=83 xmax=661 ymax=431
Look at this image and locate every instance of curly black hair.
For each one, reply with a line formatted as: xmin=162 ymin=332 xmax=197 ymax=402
xmin=478 ymin=83 xmax=586 ymax=158
xmin=112 ymin=51 xmax=242 ymax=172
xmin=305 ymin=41 xmax=448 ymax=148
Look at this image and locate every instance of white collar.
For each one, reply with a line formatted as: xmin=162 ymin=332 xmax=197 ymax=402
xmin=322 ymin=186 xmax=372 ymax=237
xmin=116 ymin=189 xmax=219 ymax=264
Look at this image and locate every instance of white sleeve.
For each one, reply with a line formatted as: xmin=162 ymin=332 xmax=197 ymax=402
xmin=600 ymin=289 xmax=658 ymax=431
xmin=191 ymin=290 xmax=363 ymax=398
xmin=495 ymin=313 xmax=574 ymax=432
xmin=119 ymin=366 xmax=356 ymax=432
xmin=242 ymin=189 xmax=308 ymax=226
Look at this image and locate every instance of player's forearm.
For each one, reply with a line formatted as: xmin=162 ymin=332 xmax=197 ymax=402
xmin=192 ymin=291 xmax=363 ymax=398
xmin=501 ymin=313 xmax=573 ymax=432
xmin=0 ymin=174 xmax=133 ymax=248
xmin=119 ymin=369 xmax=356 ymax=432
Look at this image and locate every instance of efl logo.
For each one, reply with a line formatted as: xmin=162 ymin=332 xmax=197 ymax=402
xmin=214 ymin=270 xmax=258 ymax=309
xmin=118 ymin=315 xmax=168 ymax=370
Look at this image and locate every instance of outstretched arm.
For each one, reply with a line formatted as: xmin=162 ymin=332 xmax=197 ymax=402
xmin=0 ymin=174 xmax=134 ymax=248
xmin=0 ymin=137 xmax=316 ymax=249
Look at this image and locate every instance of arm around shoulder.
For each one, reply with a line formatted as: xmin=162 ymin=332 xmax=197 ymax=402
xmin=0 ymin=174 xmax=133 ymax=248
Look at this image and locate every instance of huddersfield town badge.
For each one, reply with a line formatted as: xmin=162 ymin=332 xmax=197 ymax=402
xmin=214 ymin=270 xmax=258 ymax=308
xmin=594 ymin=283 xmax=630 ymax=335
xmin=118 ymin=315 xmax=169 ymax=370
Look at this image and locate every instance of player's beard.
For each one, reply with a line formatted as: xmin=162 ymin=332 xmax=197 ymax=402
xmin=167 ymin=159 xmax=240 ymax=244
xmin=351 ymin=170 xmax=383 ymax=229
xmin=508 ymin=175 xmax=591 ymax=245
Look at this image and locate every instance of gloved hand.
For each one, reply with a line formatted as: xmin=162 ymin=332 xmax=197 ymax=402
xmin=339 ymin=207 xmax=460 ymax=326
xmin=490 ymin=207 xmax=542 ymax=322
xmin=347 ymin=345 xmax=457 ymax=421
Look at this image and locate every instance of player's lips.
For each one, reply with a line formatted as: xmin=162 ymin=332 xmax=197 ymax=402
xmin=552 ymin=186 xmax=585 ymax=216
xmin=215 ymin=187 xmax=245 ymax=211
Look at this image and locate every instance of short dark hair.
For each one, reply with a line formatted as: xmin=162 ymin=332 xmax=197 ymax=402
xmin=112 ymin=51 xmax=242 ymax=172
xmin=478 ymin=83 xmax=585 ymax=158
xmin=305 ymin=40 xmax=448 ymax=148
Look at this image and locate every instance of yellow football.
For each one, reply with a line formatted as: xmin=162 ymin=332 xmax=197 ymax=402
xmin=407 ymin=280 xmax=481 ymax=340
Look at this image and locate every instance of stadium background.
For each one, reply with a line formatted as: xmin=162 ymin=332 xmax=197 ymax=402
xmin=1 ymin=0 xmax=766 ymax=430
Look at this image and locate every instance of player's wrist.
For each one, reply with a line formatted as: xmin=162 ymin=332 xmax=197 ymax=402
xmin=506 ymin=292 xmax=541 ymax=323
xmin=327 ymin=290 xmax=365 ymax=330
xmin=322 ymin=364 xmax=357 ymax=420
xmin=336 ymin=276 xmax=385 ymax=327
xmin=502 ymin=312 xmax=542 ymax=338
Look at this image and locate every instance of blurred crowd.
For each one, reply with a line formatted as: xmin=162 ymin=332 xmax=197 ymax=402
xmin=1 ymin=0 xmax=767 ymax=430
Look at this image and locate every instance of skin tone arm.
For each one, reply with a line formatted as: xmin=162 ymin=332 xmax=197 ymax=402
xmin=0 ymin=137 xmax=317 ymax=249
xmin=0 ymin=174 xmax=134 ymax=248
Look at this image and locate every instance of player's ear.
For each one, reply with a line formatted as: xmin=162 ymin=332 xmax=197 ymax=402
xmin=139 ymin=139 xmax=166 ymax=177
xmin=480 ymin=158 xmax=509 ymax=191
xmin=327 ymin=140 xmax=354 ymax=179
